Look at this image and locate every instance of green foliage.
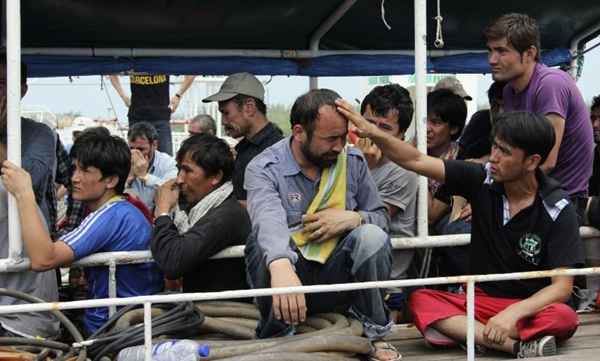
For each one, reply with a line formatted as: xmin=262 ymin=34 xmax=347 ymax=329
xmin=268 ymin=103 xmax=292 ymax=136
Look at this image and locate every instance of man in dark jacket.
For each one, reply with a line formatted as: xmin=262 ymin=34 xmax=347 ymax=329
xmin=151 ymin=134 xmax=251 ymax=292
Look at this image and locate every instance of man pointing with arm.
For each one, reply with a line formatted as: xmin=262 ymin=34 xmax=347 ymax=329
xmin=337 ymin=100 xmax=583 ymax=358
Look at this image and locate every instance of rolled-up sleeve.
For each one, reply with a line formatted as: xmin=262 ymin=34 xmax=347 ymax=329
xmin=245 ymin=160 xmax=298 ymax=267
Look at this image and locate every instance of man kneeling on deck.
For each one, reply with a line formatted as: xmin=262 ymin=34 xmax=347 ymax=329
xmin=244 ymin=89 xmax=401 ymax=361
xmin=1 ymin=131 xmax=163 ymax=334
xmin=337 ymin=102 xmax=583 ymax=359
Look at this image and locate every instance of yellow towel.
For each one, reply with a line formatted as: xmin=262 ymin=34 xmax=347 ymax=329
xmin=291 ymin=150 xmax=347 ymax=263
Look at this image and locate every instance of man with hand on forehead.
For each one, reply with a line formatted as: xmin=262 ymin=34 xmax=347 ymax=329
xmin=245 ymin=89 xmax=401 ymax=361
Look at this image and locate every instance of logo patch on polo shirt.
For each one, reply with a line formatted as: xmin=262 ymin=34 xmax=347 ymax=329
xmin=288 ymin=192 xmax=302 ymax=203
xmin=517 ymin=233 xmax=542 ymax=265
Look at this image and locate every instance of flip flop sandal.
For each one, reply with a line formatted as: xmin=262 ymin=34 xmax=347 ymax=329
xmin=369 ymin=341 xmax=402 ymax=361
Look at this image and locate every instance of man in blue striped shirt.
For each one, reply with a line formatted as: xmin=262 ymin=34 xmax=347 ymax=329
xmin=2 ymin=130 xmax=163 ymax=333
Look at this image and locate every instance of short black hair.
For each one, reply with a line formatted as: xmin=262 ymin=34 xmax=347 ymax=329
xmin=592 ymin=95 xmax=600 ymax=112
xmin=361 ymin=84 xmax=414 ymax=133
xmin=71 ymin=131 xmax=131 ymax=194
xmin=427 ymin=88 xmax=467 ymax=140
xmin=484 ymin=13 xmax=541 ymax=61
xmin=128 ymin=121 xmax=159 ymax=143
xmin=487 ymin=81 xmax=507 ymax=105
xmin=492 ymin=111 xmax=555 ymax=164
xmin=231 ymin=94 xmax=267 ymax=115
xmin=291 ymin=88 xmax=341 ymax=136
xmin=176 ymin=134 xmax=233 ymax=184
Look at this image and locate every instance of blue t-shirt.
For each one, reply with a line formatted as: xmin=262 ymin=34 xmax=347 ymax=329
xmin=63 ymin=199 xmax=163 ymax=333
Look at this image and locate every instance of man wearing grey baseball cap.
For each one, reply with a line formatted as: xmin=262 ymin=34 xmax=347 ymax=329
xmin=203 ymin=72 xmax=283 ymax=205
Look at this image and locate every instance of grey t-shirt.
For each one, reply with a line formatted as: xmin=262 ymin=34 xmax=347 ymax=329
xmin=371 ymin=160 xmax=418 ymax=279
xmin=0 ymin=184 xmax=60 ymax=338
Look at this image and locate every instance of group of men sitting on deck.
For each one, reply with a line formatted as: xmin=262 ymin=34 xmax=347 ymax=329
xmin=1 ymin=12 xmax=600 ymax=360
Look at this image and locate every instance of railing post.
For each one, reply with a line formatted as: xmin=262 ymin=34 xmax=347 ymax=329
xmin=144 ymin=302 xmax=152 ymax=361
xmin=466 ymin=280 xmax=475 ymax=361
xmin=6 ymin=0 xmax=23 ymax=262
xmin=108 ymin=260 xmax=117 ymax=316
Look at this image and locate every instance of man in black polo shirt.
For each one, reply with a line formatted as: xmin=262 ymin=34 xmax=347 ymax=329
xmin=203 ymin=73 xmax=283 ymax=206
xmin=337 ymin=99 xmax=583 ymax=359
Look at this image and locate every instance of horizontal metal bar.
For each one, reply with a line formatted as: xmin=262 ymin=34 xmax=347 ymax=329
xmin=1 ymin=267 xmax=599 ymax=315
xmin=2 ymin=227 xmax=600 ymax=272
xmin=21 ymin=47 xmax=487 ymax=58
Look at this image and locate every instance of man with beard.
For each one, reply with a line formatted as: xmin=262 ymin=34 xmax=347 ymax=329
xmin=244 ymin=89 xmax=400 ymax=361
xmin=202 ymin=73 xmax=283 ymax=206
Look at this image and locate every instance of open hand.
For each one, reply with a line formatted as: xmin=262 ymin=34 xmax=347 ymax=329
xmin=335 ymin=99 xmax=378 ymax=138
xmin=269 ymin=259 xmax=307 ymax=325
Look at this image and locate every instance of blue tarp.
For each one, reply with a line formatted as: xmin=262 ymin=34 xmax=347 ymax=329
xmin=24 ymin=48 xmax=571 ymax=77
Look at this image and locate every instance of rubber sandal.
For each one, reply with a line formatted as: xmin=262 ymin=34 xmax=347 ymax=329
xmin=369 ymin=341 xmax=402 ymax=361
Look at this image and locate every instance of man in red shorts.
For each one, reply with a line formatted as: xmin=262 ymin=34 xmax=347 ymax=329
xmin=336 ymin=99 xmax=584 ymax=358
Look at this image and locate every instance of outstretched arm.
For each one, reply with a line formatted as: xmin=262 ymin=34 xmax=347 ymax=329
xmin=336 ymin=99 xmax=446 ymax=183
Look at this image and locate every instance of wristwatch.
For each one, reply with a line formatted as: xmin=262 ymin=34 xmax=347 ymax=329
xmin=155 ymin=212 xmax=171 ymax=223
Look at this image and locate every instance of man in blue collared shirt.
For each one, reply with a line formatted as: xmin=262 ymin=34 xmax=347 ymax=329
xmin=127 ymin=122 xmax=178 ymax=210
xmin=245 ymin=89 xmax=398 ymax=360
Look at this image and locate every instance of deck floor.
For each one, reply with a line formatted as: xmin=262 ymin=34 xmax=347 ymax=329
xmin=384 ymin=312 xmax=600 ymax=360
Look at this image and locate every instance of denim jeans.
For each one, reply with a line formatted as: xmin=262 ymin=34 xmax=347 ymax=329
xmin=245 ymin=224 xmax=393 ymax=340
xmin=130 ymin=119 xmax=173 ymax=155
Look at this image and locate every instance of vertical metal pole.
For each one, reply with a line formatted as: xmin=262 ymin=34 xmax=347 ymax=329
xmin=466 ymin=281 xmax=475 ymax=361
xmin=308 ymin=0 xmax=357 ymax=90
xmin=6 ymin=0 xmax=23 ymax=260
xmin=108 ymin=260 xmax=117 ymax=316
xmin=144 ymin=302 xmax=152 ymax=361
xmin=414 ymin=0 xmax=429 ymax=244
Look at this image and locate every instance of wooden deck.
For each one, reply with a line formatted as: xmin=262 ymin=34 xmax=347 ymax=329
xmin=384 ymin=312 xmax=600 ymax=360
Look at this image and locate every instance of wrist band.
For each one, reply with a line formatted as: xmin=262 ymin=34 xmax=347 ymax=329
xmin=175 ymin=93 xmax=182 ymax=98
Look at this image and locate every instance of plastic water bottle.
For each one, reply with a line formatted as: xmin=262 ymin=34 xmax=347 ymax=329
xmin=117 ymin=340 xmax=209 ymax=361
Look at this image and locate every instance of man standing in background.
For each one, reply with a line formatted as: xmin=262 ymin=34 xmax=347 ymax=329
xmin=110 ymin=73 xmax=196 ymax=155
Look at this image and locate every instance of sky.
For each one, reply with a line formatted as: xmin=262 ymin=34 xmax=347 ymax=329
xmin=21 ymin=36 xmax=600 ymax=124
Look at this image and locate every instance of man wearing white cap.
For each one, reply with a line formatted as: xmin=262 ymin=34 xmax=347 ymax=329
xmin=434 ymin=76 xmax=472 ymax=101
xmin=203 ymin=72 xmax=283 ymax=205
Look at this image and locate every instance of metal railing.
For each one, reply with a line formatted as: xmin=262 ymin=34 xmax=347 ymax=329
xmin=1 ymin=266 xmax=599 ymax=361
xmin=2 ymin=227 xmax=599 ymax=318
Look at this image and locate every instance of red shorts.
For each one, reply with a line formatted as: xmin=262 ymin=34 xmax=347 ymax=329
xmin=408 ymin=288 xmax=578 ymax=345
